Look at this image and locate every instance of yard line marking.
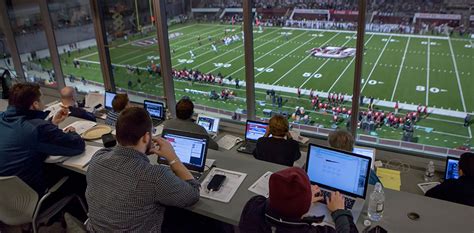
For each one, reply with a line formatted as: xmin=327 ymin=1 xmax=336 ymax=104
xmin=225 ymin=31 xmax=309 ymax=78
xmin=254 ymin=33 xmax=318 ymax=79
xmin=299 ymin=33 xmax=355 ymax=88
xmin=426 ymin=38 xmax=430 ymax=106
xmin=327 ymin=34 xmax=375 ymax=93
xmin=432 ymin=130 xmax=471 ymax=139
xmin=361 ymin=35 xmax=392 ymax=92
xmin=447 ymin=37 xmax=467 ymax=112
xmin=390 ymin=37 xmax=410 ymax=101
xmin=272 ymin=33 xmax=341 ymax=85
xmin=187 ymin=29 xmax=282 ymax=69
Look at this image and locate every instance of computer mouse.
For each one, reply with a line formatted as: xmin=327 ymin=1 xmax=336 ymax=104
xmin=407 ymin=212 xmax=420 ymax=221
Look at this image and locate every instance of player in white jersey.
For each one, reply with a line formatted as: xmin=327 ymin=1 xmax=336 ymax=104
xmin=211 ymin=43 xmax=218 ymax=53
xmin=189 ymin=50 xmax=195 ymax=59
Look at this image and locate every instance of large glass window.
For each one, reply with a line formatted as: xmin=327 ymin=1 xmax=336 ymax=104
xmin=99 ymin=0 xmax=163 ymax=102
xmin=170 ymin=1 xmax=246 ymax=119
xmin=46 ymin=0 xmax=103 ymax=94
xmin=6 ymin=0 xmax=55 ymax=88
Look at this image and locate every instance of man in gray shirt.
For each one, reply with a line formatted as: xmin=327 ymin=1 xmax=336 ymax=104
xmin=164 ymin=98 xmax=219 ymax=150
xmin=86 ymin=107 xmax=200 ymax=232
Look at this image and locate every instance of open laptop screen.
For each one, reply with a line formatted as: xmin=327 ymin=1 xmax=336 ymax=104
xmin=197 ymin=115 xmax=220 ymax=133
xmin=353 ymin=146 xmax=375 ymax=169
xmin=144 ymin=100 xmax=164 ymax=120
xmin=161 ymin=130 xmax=208 ymax=172
xmin=306 ymin=144 xmax=371 ymax=199
xmin=445 ymin=157 xmax=460 ymax=180
xmin=245 ymin=120 xmax=268 ymax=141
xmin=104 ymin=91 xmax=116 ymax=110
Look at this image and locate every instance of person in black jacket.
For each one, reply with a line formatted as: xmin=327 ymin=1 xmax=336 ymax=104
xmin=60 ymin=86 xmax=96 ymax=122
xmin=240 ymin=167 xmax=358 ymax=233
xmin=0 ymin=83 xmax=85 ymax=194
xmin=425 ymin=152 xmax=474 ymax=206
xmin=253 ymin=115 xmax=300 ymax=166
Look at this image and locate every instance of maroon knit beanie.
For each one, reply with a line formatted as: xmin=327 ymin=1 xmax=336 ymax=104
xmin=268 ymin=167 xmax=312 ymax=219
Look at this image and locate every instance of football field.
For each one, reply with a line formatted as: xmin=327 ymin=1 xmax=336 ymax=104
xmin=50 ymin=23 xmax=474 ymax=148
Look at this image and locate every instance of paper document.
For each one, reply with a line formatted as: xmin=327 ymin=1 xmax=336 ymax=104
xmin=248 ymin=171 xmax=273 ymax=197
xmin=153 ymin=125 xmax=164 ymax=136
xmin=85 ymin=93 xmax=104 ymax=110
xmin=63 ymin=145 xmax=102 ymax=168
xmin=44 ymin=102 xmax=62 ymax=120
xmin=204 ymin=159 xmax=216 ymax=172
xmin=63 ymin=121 xmax=97 ymax=135
xmin=217 ymin=134 xmax=243 ymax=150
xmin=289 ymin=130 xmax=310 ymax=144
xmin=417 ymin=182 xmax=440 ymax=194
xmin=376 ymin=167 xmax=401 ymax=191
xmin=45 ymin=155 xmax=69 ymax=163
xmin=200 ymin=168 xmax=247 ymax=203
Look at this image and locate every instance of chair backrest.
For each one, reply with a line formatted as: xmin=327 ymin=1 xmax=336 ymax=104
xmin=0 ymin=176 xmax=39 ymax=225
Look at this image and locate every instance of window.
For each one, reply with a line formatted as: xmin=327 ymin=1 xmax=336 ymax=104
xmin=171 ymin=0 xmax=247 ymax=120
xmin=6 ymin=0 xmax=55 ymax=87
xmin=46 ymin=0 xmax=103 ymax=94
xmin=100 ymin=0 xmax=164 ymax=101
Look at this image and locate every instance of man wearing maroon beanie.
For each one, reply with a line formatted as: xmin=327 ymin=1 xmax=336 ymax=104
xmin=239 ymin=167 xmax=358 ymax=233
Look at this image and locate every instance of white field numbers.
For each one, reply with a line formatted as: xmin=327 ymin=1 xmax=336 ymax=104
xmin=361 ymin=79 xmax=384 ymax=85
xmin=416 ymin=86 xmax=446 ymax=93
xmin=303 ymin=72 xmax=322 ymax=79
xmin=256 ymin=67 xmax=274 ymax=72
xmin=214 ymin=63 xmax=231 ymax=68
xmin=178 ymin=59 xmax=194 ymax=64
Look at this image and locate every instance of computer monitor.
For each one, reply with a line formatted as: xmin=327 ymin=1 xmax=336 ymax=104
xmin=245 ymin=120 xmax=269 ymax=141
xmin=161 ymin=129 xmax=208 ymax=172
xmin=104 ymin=91 xmax=116 ymax=110
xmin=444 ymin=156 xmax=460 ymax=180
xmin=353 ymin=146 xmax=376 ymax=169
xmin=305 ymin=144 xmax=371 ymax=199
xmin=196 ymin=115 xmax=220 ymax=134
xmin=144 ymin=100 xmax=165 ymax=120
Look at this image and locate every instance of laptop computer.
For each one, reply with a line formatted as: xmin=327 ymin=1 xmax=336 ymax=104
xmin=196 ymin=114 xmax=220 ymax=139
xmin=161 ymin=129 xmax=209 ymax=180
xmin=444 ymin=156 xmax=460 ymax=180
xmin=237 ymin=120 xmax=269 ymax=154
xmin=305 ymin=144 xmax=371 ymax=224
xmin=353 ymin=146 xmax=376 ymax=169
xmin=144 ymin=100 xmax=165 ymax=126
xmin=104 ymin=91 xmax=116 ymax=110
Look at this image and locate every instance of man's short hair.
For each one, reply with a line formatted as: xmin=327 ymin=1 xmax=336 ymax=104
xmin=8 ymin=83 xmax=41 ymax=110
xmin=176 ymin=99 xmax=194 ymax=120
xmin=459 ymin=152 xmax=474 ymax=177
xmin=112 ymin=93 xmax=129 ymax=113
xmin=269 ymin=115 xmax=289 ymax=137
xmin=328 ymin=129 xmax=354 ymax=152
xmin=116 ymin=107 xmax=152 ymax=146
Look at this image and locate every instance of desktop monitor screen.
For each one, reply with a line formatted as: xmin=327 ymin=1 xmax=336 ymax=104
xmin=161 ymin=130 xmax=208 ymax=172
xmin=197 ymin=115 xmax=220 ymax=133
xmin=245 ymin=120 xmax=268 ymax=141
xmin=144 ymin=100 xmax=164 ymax=120
xmin=104 ymin=91 xmax=116 ymax=110
xmin=445 ymin=157 xmax=460 ymax=180
xmin=306 ymin=144 xmax=371 ymax=199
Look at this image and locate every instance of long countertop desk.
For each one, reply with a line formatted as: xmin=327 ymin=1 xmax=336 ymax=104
xmin=57 ymin=117 xmax=474 ymax=233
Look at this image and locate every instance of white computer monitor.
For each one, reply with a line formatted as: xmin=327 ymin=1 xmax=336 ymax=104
xmin=196 ymin=115 xmax=220 ymax=134
xmin=353 ymin=146 xmax=376 ymax=169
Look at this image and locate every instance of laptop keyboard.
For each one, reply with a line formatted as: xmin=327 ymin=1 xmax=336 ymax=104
xmin=152 ymin=119 xmax=163 ymax=126
xmin=238 ymin=142 xmax=256 ymax=154
xmin=319 ymin=190 xmax=356 ymax=210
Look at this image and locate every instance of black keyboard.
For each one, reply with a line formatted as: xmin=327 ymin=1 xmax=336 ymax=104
xmin=237 ymin=142 xmax=256 ymax=154
xmin=191 ymin=171 xmax=202 ymax=181
xmin=152 ymin=119 xmax=163 ymax=126
xmin=319 ymin=190 xmax=356 ymax=210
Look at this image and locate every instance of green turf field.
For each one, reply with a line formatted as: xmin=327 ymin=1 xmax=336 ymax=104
xmin=37 ymin=22 xmax=474 ymax=149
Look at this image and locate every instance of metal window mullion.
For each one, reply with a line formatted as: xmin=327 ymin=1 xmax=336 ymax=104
xmin=0 ymin=0 xmax=25 ymax=82
xmin=243 ymin=0 xmax=256 ymax=120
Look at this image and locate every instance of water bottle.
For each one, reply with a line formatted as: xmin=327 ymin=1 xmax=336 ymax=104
xmin=424 ymin=161 xmax=435 ymax=182
xmin=368 ymin=182 xmax=385 ymax=221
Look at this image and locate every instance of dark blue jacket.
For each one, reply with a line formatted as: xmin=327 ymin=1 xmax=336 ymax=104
xmin=425 ymin=176 xmax=474 ymax=207
xmin=0 ymin=106 xmax=85 ymax=193
xmin=68 ymin=106 xmax=96 ymax=122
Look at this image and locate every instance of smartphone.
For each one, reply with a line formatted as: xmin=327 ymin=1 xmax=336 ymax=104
xmin=207 ymin=174 xmax=226 ymax=192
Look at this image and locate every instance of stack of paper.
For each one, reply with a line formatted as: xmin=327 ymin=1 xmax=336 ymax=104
xmin=200 ymin=168 xmax=247 ymax=203
xmin=376 ymin=167 xmax=401 ymax=191
xmin=248 ymin=171 xmax=273 ymax=197
xmin=217 ymin=134 xmax=243 ymax=150
xmin=63 ymin=121 xmax=97 ymax=135
xmin=63 ymin=145 xmax=102 ymax=168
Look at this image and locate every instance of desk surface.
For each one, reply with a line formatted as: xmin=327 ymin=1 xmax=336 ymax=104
xmin=58 ymin=117 xmax=474 ymax=233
